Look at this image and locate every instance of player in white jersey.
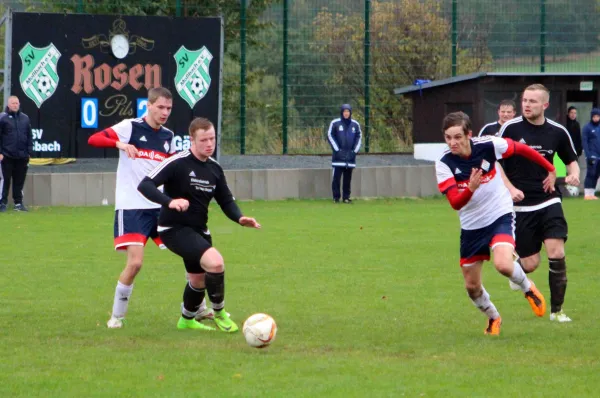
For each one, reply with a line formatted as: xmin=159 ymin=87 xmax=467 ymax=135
xmin=436 ymin=112 xmax=555 ymax=335
xmin=88 ymin=87 xmax=178 ymax=329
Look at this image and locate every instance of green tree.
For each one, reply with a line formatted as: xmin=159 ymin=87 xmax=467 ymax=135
xmin=312 ymin=0 xmax=491 ymax=149
xmin=25 ymin=0 xmax=280 ymax=59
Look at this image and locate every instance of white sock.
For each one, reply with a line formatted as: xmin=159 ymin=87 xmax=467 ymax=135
xmin=472 ymin=287 xmax=500 ymax=320
xmin=198 ymin=297 xmax=207 ymax=313
xmin=181 ymin=302 xmax=198 ymax=319
xmin=585 ymin=188 xmax=595 ymax=196
xmin=509 ymin=261 xmax=531 ymax=293
xmin=211 ymin=300 xmax=225 ymax=311
xmin=111 ymin=281 xmax=133 ymax=319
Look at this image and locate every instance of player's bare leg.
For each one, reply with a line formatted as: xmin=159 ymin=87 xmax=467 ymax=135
xmin=462 ymin=261 xmax=501 ymax=335
xmin=545 ymin=238 xmax=571 ymax=322
xmin=107 ymin=245 xmax=144 ymax=328
xmin=493 ymin=244 xmax=545 ymax=317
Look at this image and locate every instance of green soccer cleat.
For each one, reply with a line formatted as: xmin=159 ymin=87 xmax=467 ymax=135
xmin=177 ymin=317 xmax=216 ymax=331
xmin=213 ymin=310 xmax=239 ymax=333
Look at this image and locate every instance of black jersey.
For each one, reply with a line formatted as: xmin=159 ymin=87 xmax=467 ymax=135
xmin=137 ymin=150 xmax=242 ymax=229
xmin=499 ymin=116 xmax=578 ymax=208
xmin=478 ymin=121 xmax=502 ymax=137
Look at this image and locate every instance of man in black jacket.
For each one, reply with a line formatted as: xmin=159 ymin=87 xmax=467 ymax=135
xmin=327 ymin=104 xmax=362 ymax=203
xmin=565 ymin=106 xmax=583 ymax=157
xmin=0 ymin=96 xmax=32 ymax=212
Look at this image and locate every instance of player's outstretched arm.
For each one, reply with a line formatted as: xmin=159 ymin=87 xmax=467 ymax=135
xmin=88 ymin=130 xmax=138 ymax=159
xmin=444 ymin=168 xmax=483 ymax=211
xmin=88 ymin=121 xmax=138 ymax=159
xmin=88 ymin=130 xmax=119 ymax=148
xmin=504 ymin=139 xmax=556 ymax=192
xmin=565 ymin=161 xmax=580 ymax=186
xmin=137 ymin=177 xmax=189 ymax=212
xmin=138 ymin=176 xmax=173 ymax=207
xmin=239 ymin=216 xmax=261 ymax=229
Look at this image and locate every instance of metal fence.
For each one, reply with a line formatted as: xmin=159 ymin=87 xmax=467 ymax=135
xmin=1 ymin=0 xmax=599 ymax=154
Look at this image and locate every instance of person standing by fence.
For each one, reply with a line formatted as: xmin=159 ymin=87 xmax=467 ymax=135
xmin=327 ymin=104 xmax=362 ymax=204
xmin=0 ymin=95 xmax=32 ymax=212
xmin=581 ymin=108 xmax=600 ymax=200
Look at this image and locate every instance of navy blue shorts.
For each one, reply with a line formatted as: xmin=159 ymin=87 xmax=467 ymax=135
xmin=113 ymin=209 xmax=164 ymax=251
xmin=459 ymin=212 xmax=515 ymax=266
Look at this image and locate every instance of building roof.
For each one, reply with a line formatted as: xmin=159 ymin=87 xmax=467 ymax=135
xmin=394 ymin=72 xmax=600 ymax=96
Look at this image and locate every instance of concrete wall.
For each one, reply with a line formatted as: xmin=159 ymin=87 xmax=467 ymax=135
xmin=6 ymin=160 xmax=598 ymax=207
xmin=10 ymin=165 xmax=438 ymax=207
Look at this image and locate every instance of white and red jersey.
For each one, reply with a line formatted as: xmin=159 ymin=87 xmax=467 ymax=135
xmin=436 ymin=136 xmax=514 ymax=230
xmin=106 ymin=118 xmax=176 ymax=210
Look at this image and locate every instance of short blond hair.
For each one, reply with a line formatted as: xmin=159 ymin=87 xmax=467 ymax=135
xmin=524 ymin=84 xmax=550 ymax=102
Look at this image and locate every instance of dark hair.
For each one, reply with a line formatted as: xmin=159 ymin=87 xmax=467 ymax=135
xmin=442 ymin=111 xmax=472 ymax=134
xmin=189 ymin=117 xmax=214 ymax=138
xmin=148 ymin=87 xmax=173 ymax=103
xmin=567 ymin=106 xmax=577 ymax=113
xmin=498 ymin=99 xmax=516 ymax=111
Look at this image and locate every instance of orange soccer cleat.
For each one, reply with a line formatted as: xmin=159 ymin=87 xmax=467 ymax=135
xmin=524 ymin=280 xmax=546 ymax=317
xmin=484 ymin=317 xmax=502 ymax=335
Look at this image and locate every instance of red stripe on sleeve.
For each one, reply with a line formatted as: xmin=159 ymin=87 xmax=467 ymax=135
xmin=438 ymin=177 xmax=456 ymax=194
xmin=87 ymin=127 xmax=120 ymax=148
xmin=445 ymin=185 xmax=474 ymax=210
xmin=512 ymin=141 xmax=556 ymax=172
xmin=501 ymin=138 xmax=516 ymax=158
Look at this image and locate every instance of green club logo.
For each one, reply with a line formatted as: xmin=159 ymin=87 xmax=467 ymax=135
xmin=174 ymin=46 xmax=213 ymax=109
xmin=19 ymin=43 xmax=61 ymax=108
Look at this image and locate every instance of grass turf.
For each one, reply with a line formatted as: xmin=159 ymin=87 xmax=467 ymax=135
xmin=0 ymin=198 xmax=598 ymax=397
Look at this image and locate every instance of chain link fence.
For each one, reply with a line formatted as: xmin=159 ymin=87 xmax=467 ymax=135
xmin=2 ymin=0 xmax=599 ymax=154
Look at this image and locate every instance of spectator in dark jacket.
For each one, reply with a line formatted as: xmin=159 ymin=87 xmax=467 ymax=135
xmin=0 ymin=96 xmax=32 ymax=211
xmin=581 ymin=108 xmax=600 ymax=200
xmin=327 ymin=104 xmax=362 ymax=203
xmin=565 ymin=106 xmax=583 ymax=157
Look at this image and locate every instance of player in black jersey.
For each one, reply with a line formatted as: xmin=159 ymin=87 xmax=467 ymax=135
xmin=478 ymin=99 xmax=517 ymax=138
xmin=499 ymin=84 xmax=580 ymax=323
xmin=478 ymin=100 xmax=523 ymax=202
xmin=138 ymin=117 xmax=261 ymax=332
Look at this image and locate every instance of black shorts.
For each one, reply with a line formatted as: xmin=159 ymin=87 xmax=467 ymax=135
xmin=158 ymin=226 xmax=213 ymax=273
xmin=515 ymin=203 xmax=568 ymax=258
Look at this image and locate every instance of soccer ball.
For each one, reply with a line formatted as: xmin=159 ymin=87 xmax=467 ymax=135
xmin=243 ymin=313 xmax=277 ymax=348
xmin=565 ymin=185 xmax=580 ymax=197
xmin=37 ymin=75 xmax=52 ymax=96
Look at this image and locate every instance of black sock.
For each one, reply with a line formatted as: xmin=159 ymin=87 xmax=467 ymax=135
xmin=205 ymin=271 xmax=225 ymax=311
xmin=549 ymin=257 xmax=567 ymax=313
xmin=182 ymin=282 xmax=205 ymax=319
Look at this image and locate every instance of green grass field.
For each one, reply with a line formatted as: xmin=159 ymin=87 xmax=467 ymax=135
xmin=1 ymin=198 xmax=599 ymax=397
xmin=495 ymin=55 xmax=600 ymax=73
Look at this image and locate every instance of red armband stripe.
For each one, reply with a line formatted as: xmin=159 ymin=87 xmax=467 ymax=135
xmin=438 ymin=178 xmax=456 ymax=194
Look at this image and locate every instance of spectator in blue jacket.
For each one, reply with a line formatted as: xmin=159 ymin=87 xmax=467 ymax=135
xmin=582 ymin=108 xmax=600 ymax=200
xmin=0 ymin=96 xmax=32 ymax=212
xmin=327 ymin=104 xmax=362 ymax=203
